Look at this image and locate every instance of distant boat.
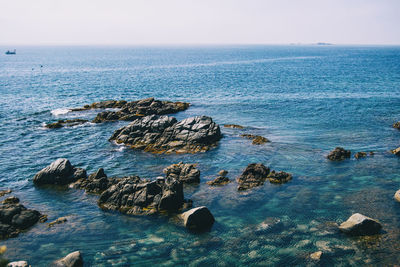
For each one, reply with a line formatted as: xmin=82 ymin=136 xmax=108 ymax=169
xmin=5 ymin=49 xmax=16 ymax=55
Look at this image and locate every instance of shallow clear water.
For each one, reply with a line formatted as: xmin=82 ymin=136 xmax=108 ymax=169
xmin=0 ymin=45 xmax=400 ymax=266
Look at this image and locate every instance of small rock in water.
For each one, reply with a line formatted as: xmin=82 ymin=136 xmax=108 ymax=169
xmin=207 ymin=176 xmax=231 ymax=186
xmin=223 ymin=124 xmax=244 ymax=129
xmin=48 ymin=217 xmax=68 ymax=227
xmin=163 ymin=162 xmax=200 ymax=184
xmin=2 ymin=196 xmax=19 ymax=204
xmin=394 ymin=189 xmax=400 ymax=202
xmin=339 ymin=213 xmax=382 ymax=236
xmin=45 ymin=119 xmax=88 ymax=129
xmin=0 ymin=189 xmax=12 ymax=197
xmin=327 ymin=147 xmax=351 ymax=161
xmin=393 ymin=121 xmax=400 ymax=129
xmin=237 ymin=163 xmax=270 ymax=190
xmin=53 ymin=251 xmax=83 ymax=267
xmin=218 ymin=170 xmax=228 ymax=176
xmin=267 ymin=170 xmax=292 ymax=184
xmin=391 ymin=147 xmax=400 ymax=156
xmin=309 ymin=251 xmax=323 ymax=261
xmin=7 ymin=261 xmax=30 ymax=267
xmin=240 ymin=134 xmax=270 ymax=145
xmin=181 ymin=206 xmax=215 ymax=231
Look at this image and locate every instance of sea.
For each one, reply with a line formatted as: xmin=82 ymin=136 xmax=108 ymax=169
xmin=0 ymin=45 xmax=400 ymax=266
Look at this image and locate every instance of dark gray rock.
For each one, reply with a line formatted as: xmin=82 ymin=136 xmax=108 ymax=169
xmin=110 ymin=115 xmax=222 ymax=154
xmin=181 ymin=206 xmax=215 ymax=231
xmin=339 ymin=213 xmax=382 ymax=236
xmin=163 ymin=162 xmax=200 ymax=184
xmin=237 ymin=163 xmax=270 ymax=190
xmin=33 ymin=159 xmax=87 ymax=186
xmin=327 ymin=147 xmax=351 ymax=161
xmin=52 ymin=251 xmax=83 ymax=267
xmin=45 ymin=119 xmax=88 ymax=129
xmin=72 ymin=168 xmax=111 ymax=194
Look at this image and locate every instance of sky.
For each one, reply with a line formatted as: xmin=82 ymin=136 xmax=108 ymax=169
xmin=1 ymin=0 xmax=400 ymax=45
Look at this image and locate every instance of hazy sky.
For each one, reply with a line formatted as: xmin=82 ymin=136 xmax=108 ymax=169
xmin=1 ymin=0 xmax=400 ymax=45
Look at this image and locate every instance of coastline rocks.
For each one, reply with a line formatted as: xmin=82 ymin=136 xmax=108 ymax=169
xmin=98 ymin=176 xmax=184 ymax=215
xmin=327 ymin=147 xmax=351 ymax=161
xmin=393 ymin=121 xmax=400 ymax=129
xmin=90 ymin=98 xmax=190 ymax=123
xmin=110 ymin=115 xmax=222 ymax=154
xmin=33 ymin=159 xmax=87 ymax=186
xmin=52 ymin=251 xmax=83 ymax=267
xmin=241 ymin=134 xmax=270 ymax=145
xmin=72 ymin=168 xmax=111 ymax=194
xmin=45 ymin=119 xmax=88 ymax=129
xmin=0 ymin=197 xmax=43 ymax=239
xmin=224 ymin=124 xmax=244 ymax=129
xmin=181 ymin=206 xmax=215 ymax=231
xmin=237 ymin=163 xmax=270 ymax=190
xmin=163 ymin=162 xmax=200 ymax=184
xmin=391 ymin=147 xmax=400 ymax=156
xmin=207 ymin=170 xmax=230 ymax=186
xmin=394 ymin=189 xmax=400 ymax=202
xmin=339 ymin=213 xmax=382 ymax=236
xmin=267 ymin=170 xmax=292 ymax=184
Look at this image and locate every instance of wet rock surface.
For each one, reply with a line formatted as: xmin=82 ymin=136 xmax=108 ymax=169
xmin=207 ymin=170 xmax=230 ymax=186
xmin=339 ymin=213 xmax=382 ymax=236
xmin=0 ymin=189 xmax=12 ymax=197
xmin=163 ymin=162 xmax=200 ymax=184
xmin=237 ymin=163 xmax=270 ymax=190
xmin=181 ymin=206 xmax=215 ymax=231
xmin=240 ymin=134 xmax=270 ymax=145
xmin=33 ymin=159 xmax=87 ymax=186
xmin=223 ymin=124 xmax=244 ymax=129
xmin=72 ymin=168 xmax=112 ymax=194
xmin=393 ymin=121 xmax=400 ymax=129
xmin=110 ymin=115 xmax=222 ymax=154
xmin=52 ymin=251 xmax=83 ymax=267
xmin=0 ymin=197 xmax=44 ymax=240
xmin=391 ymin=147 xmax=400 ymax=156
xmin=45 ymin=119 xmax=88 ymax=129
xmin=267 ymin=170 xmax=293 ymax=184
xmin=327 ymin=147 xmax=351 ymax=161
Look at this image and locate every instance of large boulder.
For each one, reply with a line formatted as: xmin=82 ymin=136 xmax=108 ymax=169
xmin=237 ymin=163 xmax=270 ymax=190
xmin=98 ymin=176 xmax=184 ymax=215
xmin=327 ymin=147 xmax=351 ymax=161
xmin=181 ymin=206 xmax=215 ymax=231
xmin=52 ymin=251 xmax=83 ymax=267
xmin=109 ymin=115 xmax=222 ymax=154
xmin=163 ymin=162 xmax=200 ymax=184
xmin=33 ymin=159 xmax=87 ymax=186
xmin=339 ymin=213 xmax=382 ymax=236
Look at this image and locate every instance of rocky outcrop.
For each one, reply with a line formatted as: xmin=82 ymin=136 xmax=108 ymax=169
xmin=240 ymin=134 xmax=269 ymax=145
xmin=391 ymin=147 xmax=400 ymax=156
xmin=224 ymin=124 xmax=244 ymax=129
xmin=71 ymin=100 xmax=127 ymax=111
xmin=98 ymin=176 xmax=184 ymax=215
xmin=393 ymin=121 xmax=400 ymax=129
xmin=72 ymin=168 xmax=111 ymax=194
xmin=181 ymin=206 xmax=215 ymax=231
xmin=0 ymin=189 xmax=12 ymax=197
xmin=339 ymin=213 xmax=382 ymax=236
xmin=267 ymin=170 xmax=292 ymax=184
xmin=237 ymin=163 xmax=270 ymax=190
xmin=33 ymin=159 xmax=87 ymax=186
xmin=327 ymin=147 xmax=351 ymax=161
xmin=394 ymin=189 xmax=400 ymax=202
xmin=90 ymin=98 xmax=190 ymax=123
xmin=52 ymin=251 xmax=83 ymax=267
xmin=110 ymin=115 xmax=222 ymax=154
xmin=45 ymin=119 xmax=88 ymax=129
xmin=207 ymin=170 xmax=230 ymax=186
xmin=0 ymin=197 xmax=45 ymax=240
xmin=163 ymin=162 xmax=200 ymax=184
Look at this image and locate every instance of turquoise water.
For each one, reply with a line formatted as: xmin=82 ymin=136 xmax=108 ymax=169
xmin=0 ymin=45 xmax=400 ymax=266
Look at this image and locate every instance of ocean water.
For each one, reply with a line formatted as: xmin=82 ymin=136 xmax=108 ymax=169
xmin=0 ymin=45 xmax=400 ymax=266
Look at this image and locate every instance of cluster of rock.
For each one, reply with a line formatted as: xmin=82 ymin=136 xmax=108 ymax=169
xmin=0 ymin=196 xmax=46 ymax=240
xmin=163 ymin=162 xmax=200 ymax=184
xmin=327 ymin=147 xmax=351 ymax=161
xmin=45 ymin=119 xmax=88 ymax=129
xmin=110 ymin=115 xmax=222 ymax=154
xmin=237 ymin=163 xmax=292 ymax=190
xmin=207 ymin=170 xmax=231 ymax=186
xmin=240 ymin=134 xmax=270 ymax=145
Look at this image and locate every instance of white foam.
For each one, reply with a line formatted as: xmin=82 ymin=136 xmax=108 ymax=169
xmin=51 ymin=108 xmax=71 ymax=116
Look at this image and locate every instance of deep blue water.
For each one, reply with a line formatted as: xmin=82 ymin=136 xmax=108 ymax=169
xmin=0 ymin=45 xmax=400 ymax=266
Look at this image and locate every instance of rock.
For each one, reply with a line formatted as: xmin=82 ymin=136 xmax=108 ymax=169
xmin=48 ymin=217 xmax=67 ymax=227
xmin=207 ymin=176 xmax=231 ymax=186
xmin=309 ymin=251 xmax=322 ymax=261
xmin=393 ymin=121 xmax=400 ymax=129
xmin=98 ymin=176 xmax=184 ymax=215
xmin=72 ymin=168 xmax=111 ymax=194
xmin=87 ymin=98 xmax=190 ymax=123
xmin=267 ymin=170 xmax=292 ymax=184
xmin=33 ymin=159 xmax=87 ymax=186
xmin=71 ymin=100 xmax=127 ymax=111
xmin=163 ymin=162 xmax=200 ymax=184
xmin=0 ymin=198 xmax=43 ymax=240
xmin=109 ymin=115 xmax=222 ymax=154
xmin=255 ymin=217 xmax=283 ymax=233
xmin=237 ymin=163 xmax=270 ymax=190
xmin=181 ymin=206 xmax=215 ymax=231
xmin=224 ymin=124 xmax=244 ymax=129
xmin=354 ymin=152 xmax=367 ymax=159
xmin=218 ymin=170 xmax=228 ymax=176
xmin=45 ymin=119 xmax=88 ymax=129
xmin=53 ymin=251 xmax=83 ymax=267
xmin=0 ymin=189 xmax=12 ymax=197
xmin=240 ymin=134 xmax=270 ymax=145
xmin=339 ymin=213 xmax=382 ymax=236
xmin=327 ymin=147 xmax=351 ymax=161
xmin=394 ymin=189 xmax=400 ymax=202
xmin=391 ymin=147 xmax=400 ymax=156
xmin=2 ymin=197 xmax=19 ymax=204
xmin=7 ymin=261 xmax=30 ymax=267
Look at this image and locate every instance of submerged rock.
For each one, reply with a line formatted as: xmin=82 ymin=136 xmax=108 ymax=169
xmin=240 ymin=134 xmax=270 ymax=145
xmin=224 ymin=124 xmax=244 ymax=129
xmin=267 ymin=170 xmax=292 ymax=184
xmin=181 ymin=206 xmax=215 ymax=231
xmin=391 ymin=147 xmax=400 ymax=156
xmin=98 ymin=176 xmax=184 ymax=215
xmin=255 ymin=217 xmax=283 ymax=233
xmin=53 ymin=251 xmax=83 ymax=267
xmin=163 ymin=162 xmax=200 ymax=184
xmin=309 ymin=251 xmax=323 ymax=261
xmin=87 ymin=98 xmax=190 ymax=123
xmin=327 ymin=147 xmax=351 ymax=161
xmin=110 ymin=115 xmax=222 ymax=154
xmin=0 ymin=197 xmax=44 ymax=240
xmin=394 ymin=189 xmax=400 ymax=202
xmin=393 ymin=121 xmax=400 ymax=129
xmin=237 ymin=163 xmax=270 ymax=190
xmin=33 ymin=159 xmax=87 ymax=186
xmin=339 ymin=213 xmax=382 ymax=236
xmin=45 ymin=119 xmax=88 ymax=129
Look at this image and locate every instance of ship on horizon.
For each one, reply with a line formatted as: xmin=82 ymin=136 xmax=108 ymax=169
xmin=5 ymin=49 xmax=16 ymax=55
